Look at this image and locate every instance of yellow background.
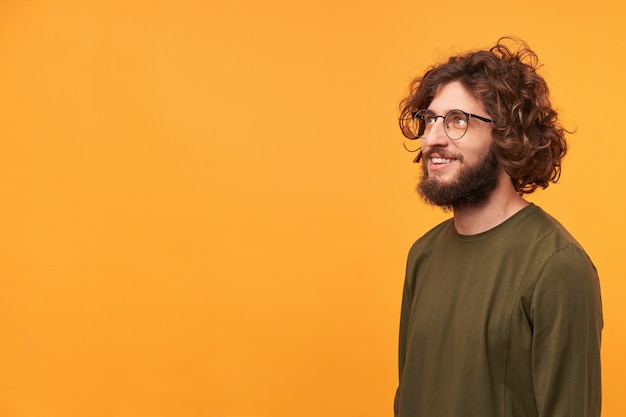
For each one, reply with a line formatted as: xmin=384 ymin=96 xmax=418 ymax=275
xmin=0 ymin=1 xmax=623 ymax=416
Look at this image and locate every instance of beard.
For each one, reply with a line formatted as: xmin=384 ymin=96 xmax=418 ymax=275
xmin=418 ymin=145 xmax=500 ymax=211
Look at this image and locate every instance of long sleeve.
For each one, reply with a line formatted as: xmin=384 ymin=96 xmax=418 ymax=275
xmin=530 ymin=244 xmax=603 ymax=417
xmin=395 ymin=271 xmax=414 ymax=417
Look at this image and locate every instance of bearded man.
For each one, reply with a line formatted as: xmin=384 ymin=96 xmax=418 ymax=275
xmin=394 ymin=38 xmax=603 ymax=417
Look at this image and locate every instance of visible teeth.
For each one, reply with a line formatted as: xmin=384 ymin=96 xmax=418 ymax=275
xmin=431 ymin=157 xmax=452 ymax=164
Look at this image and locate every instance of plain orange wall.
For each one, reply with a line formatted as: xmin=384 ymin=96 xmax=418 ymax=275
xmin=0 ymin=1 xmax=624 ymax=416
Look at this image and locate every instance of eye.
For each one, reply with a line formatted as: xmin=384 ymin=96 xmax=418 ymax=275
xmin=420 ymin=113 xmax=437 ymax=125
xmin=452 ymin=116 xmax=467 ymax=127
xmin=446 ymin=111 xmax=468 ymax=129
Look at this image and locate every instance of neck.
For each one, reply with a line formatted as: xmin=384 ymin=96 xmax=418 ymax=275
xmin=452 ymin=170 xmax=528 ymax=235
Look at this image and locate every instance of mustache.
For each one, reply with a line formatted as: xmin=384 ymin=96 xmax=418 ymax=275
xmin=423 ymin=146 xmax=459 ymax=160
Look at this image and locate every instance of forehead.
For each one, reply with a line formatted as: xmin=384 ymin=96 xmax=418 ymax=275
xmin=429 ymin=81 xmax=486 ymax=114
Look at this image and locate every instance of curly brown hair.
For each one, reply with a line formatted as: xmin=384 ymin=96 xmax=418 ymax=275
xmin=398 ymin=37 xmax=568 ymax=194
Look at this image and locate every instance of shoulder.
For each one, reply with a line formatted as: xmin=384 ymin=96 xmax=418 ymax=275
xmin=407 ymin=218 xmax=453 ymax=260
xmin=403 ymin=219 xmax=454 ymax=291
xmin=527 ymin=205 xmax=590 ymax=257
xmin=525 ymin=206 xmax=600 ymax=302
xmin=535 ymin=243 xmax=599 ymax=293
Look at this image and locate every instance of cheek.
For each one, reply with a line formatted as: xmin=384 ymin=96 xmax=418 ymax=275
xmin=464 ymin=140 xmax=493 ymax=163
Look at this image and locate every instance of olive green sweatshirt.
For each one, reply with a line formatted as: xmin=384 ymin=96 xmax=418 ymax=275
xmin=395 ymin=203 xmax=602 ymax=417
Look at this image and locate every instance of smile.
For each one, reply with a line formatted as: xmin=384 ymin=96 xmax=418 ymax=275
xmin=431 ymin=157 xmax=454 ymax=164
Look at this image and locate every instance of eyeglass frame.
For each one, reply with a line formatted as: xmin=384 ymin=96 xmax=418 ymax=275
xmin=408 ymin=109 xmax=494 ymax=141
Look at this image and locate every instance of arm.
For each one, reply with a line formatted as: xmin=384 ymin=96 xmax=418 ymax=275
xmin=394 ymin=277 xmax=412 ymax=417
xmin=531 ymin=244 xmax=603 ymax=417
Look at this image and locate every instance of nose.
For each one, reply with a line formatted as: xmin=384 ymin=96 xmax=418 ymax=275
xmin=421 ymin=118 xmax=449 ymax=148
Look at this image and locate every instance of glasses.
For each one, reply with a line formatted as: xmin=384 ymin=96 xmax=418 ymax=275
xmin=405 ymin=109 xmax=493 ymax=140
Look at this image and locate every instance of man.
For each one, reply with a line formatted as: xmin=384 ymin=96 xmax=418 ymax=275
xmin=394 ymin=38 xmax=602 ymax=417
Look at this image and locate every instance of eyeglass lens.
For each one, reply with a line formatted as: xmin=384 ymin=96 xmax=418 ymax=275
xmin=412 ymin=110 xmax=469 ymax=140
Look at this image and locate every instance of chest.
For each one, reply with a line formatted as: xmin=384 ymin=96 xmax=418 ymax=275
xmin=405 ymin=239 xmax=532 ymax=356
